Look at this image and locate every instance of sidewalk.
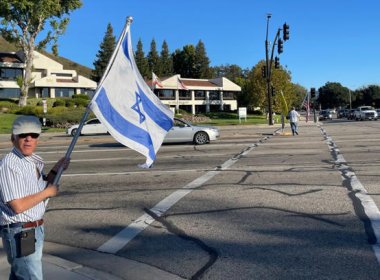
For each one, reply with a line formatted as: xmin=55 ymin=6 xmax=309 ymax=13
xmin=0 ymin=241 xmax=185 ymax=280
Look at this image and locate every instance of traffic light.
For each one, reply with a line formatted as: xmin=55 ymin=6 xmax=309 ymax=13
xmin=283 ymin=23 xmax=290 ymax=41
xmin=261 ymin=66 xmax=266 ymax=78
xmin=274 ymin=56 xmax=280 ymax=69
xmin=311 ymin=88 xmax=316 ymax=98
xmin=277 ymin=38 xmax=283 ymax=54
xmin=271 ymin=86 xmax=276 ymax=97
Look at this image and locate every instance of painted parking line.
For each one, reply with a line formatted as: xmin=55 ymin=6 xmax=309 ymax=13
xmin=320 ymin=126 xmax=380 ymax=264
xmin=97 ymin=137 xmax=270 ymax=254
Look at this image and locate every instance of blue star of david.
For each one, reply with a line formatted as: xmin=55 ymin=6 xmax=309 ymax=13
xmin=132 ymin=92 xmax=146 ymax=124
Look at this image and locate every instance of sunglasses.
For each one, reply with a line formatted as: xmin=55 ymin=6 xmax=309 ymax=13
xmin=18 ymin=133 xmax=40 ymax=139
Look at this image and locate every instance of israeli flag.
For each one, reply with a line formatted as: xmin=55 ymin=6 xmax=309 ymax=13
xmin=90 ymin=20 xmax=174 ymax=168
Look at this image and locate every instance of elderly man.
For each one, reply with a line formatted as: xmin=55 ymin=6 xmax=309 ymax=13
xmin=0 ymin=115 xmax=69 ymax=279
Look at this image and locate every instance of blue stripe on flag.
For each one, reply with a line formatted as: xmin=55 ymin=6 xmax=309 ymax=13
xmin=135 ymin=82 xmax=173 ymax=131
xmin=122 ymin=31 xmax=132 ymax=66
xmin=95 ymin=88 xmax=156 ymax=161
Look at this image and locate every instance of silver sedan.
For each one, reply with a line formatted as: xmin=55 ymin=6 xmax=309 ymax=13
xmin=165 ymin=118 xmax=219 ymax=145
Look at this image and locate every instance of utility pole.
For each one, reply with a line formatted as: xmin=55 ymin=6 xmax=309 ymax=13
xmin=264 ymin=15 xmax=290 ymax=125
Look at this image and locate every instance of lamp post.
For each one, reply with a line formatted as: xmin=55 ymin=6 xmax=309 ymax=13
xmin=349 ymin=89 xmax=352 ymax=109
xmin=265 ymin=14 xmax=273 ymax=125
xmin=264 ymin=14 xmax=289 ymax=125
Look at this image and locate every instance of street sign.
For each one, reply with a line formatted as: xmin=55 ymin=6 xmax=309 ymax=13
xmin=238 ymin=107 xmax=247 ymax=123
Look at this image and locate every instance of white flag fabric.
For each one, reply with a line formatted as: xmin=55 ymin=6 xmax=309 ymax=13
xmin=90 ymin=22 xmax=174 ymax=168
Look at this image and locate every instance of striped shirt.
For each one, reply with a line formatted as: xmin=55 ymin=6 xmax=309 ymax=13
xmin=0 ymin=147 xmax=47 ymax=225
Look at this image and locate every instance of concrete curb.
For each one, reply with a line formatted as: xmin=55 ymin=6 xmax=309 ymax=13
xmin=0 ymin=241 xmax=185 ymax=280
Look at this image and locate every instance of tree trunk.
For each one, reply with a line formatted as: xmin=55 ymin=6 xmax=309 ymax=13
xmin=18 ymin=45 xmax=35 ymax=107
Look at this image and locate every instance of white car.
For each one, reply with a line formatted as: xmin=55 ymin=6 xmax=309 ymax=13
xmin=66 ymin=117 xmax=220 ymax=145
xmin=66 ymin=118 xmax=108 ymax=136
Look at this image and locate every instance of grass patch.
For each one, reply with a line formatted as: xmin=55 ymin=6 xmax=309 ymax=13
xmin=195 ymin=115 xmax=267 ymax=126
xmin=0 ymin=113 xmax=19 ymax=134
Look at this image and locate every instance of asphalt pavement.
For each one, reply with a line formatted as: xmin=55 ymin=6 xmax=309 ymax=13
xmin=0 ymin=122 xmax=312 ymax=280
xmin=0 ymin=122 xmax=284 ymax=280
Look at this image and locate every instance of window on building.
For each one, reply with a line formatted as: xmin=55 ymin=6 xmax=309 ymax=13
xmin=223 ymin=91 xmax=235 ymax=100
xmin=0 ymin=68 xmax=23 ymax=80
xmin=51 ymin=72 xmax=73 ymax=77
xmin=195 ymin=90 xmax=205 ymax=100
xmin=41 ymin=88 xmax=50 ymax=98
xmin=0 ymin=88 xmax=21 ymax=98
xmin=156 ymin=89 xmax=175 ymax=100
xmin=179 ymin=90 xmax=191 ymax=100
xmin=55 ymin=88 xmax=75 ymax=97
xmin=209 ymin=91 xmax=220 ymax=100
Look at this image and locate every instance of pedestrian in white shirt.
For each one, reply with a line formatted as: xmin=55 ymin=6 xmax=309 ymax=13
xmin=288 ymin=107 xmax=300 ymax=136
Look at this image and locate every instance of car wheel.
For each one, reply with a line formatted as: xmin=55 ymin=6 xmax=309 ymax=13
xmin=71 ymin=128 xmax=78 ymax=137
xmin=193 ymin=131 xmax=209 ymax=145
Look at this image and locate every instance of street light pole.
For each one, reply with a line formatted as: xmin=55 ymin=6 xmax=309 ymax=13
xmin=349 ymin=89 xmax=352 ymax=109
xmin=264 ymin=15 xmax=288 ymax=126
xmin=265 ymin=14 xmax=273 ymax=125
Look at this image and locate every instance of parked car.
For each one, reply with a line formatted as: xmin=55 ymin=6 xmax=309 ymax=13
xmin=66 ymin=117 xmax=220 ymax=145
xmin=319 ymin=110 xmax=333 ymax=121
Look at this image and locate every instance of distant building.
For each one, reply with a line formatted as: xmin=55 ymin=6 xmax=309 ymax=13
xmin=0 ymin=51 xmax=240 ymax=115
xmin=149 ymin=74 xmax=240 ymax=114
xmin=0 ymin=51 xmax=96 ymax=99
xmin=0 ymin=52 xmax=23 ymax=98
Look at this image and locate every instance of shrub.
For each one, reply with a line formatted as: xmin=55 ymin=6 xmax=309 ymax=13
xmin=72 ymin=94 xmax=90 ymax=100
xmin=45 ymin=108 xmax=85 ymax=128
xmin=53 ymin=99 xmax=66 ymax=107
xmin=205 ymin=112 xmax=237 ymax=119
xmin=65 ymin=99 xmax=76 ymax=108
xmin=74 ymin=98 xmax=89 ymax=107
xmin=0 ymin=100 xmax=19 ymax=113
xmin=15 ymin=105 xmax=38 ymax=115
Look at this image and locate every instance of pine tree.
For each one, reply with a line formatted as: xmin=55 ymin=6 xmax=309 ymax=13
xmin=92 ymin=23 xmax=116 ymax=82
xmin=173 ymin=45 xmax=196 ymax=78
xmin=194 ymin=40 xmax=212 ymax=78
xmin=135 ymin=38 xmax=149 ymax=79
xmin=147 ymin=39 xmax=160 ymax=75
xmin=159 ymin=40 xmax=173 ymax=76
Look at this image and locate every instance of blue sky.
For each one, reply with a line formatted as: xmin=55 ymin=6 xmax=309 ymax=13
xmin=55 ymin=0 xmax=380 ymax=90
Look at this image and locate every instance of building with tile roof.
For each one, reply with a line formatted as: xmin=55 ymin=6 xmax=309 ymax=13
xmin=149 ymin=74 xmax=240 ymax=114
xmin=1 ymin=51 xmax=240 ymax=116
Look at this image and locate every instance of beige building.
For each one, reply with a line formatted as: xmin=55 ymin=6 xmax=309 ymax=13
xmin=151 ymin=74 xmax=240 ymax=114
xmin=1 ymin=51 xmax=240 ymax=115
xmin=0 ymin=51 xmax=96 ymax=99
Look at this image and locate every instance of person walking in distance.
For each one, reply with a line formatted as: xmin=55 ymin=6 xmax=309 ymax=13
xmin=288 ymin=107 xmax=301 ymax=136
xmin=0 ymin=115 xmax=70 ymax=279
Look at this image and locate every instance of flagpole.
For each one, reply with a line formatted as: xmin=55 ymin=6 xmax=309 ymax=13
xmin=52 ymin=16 xmax=134 ymax=186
